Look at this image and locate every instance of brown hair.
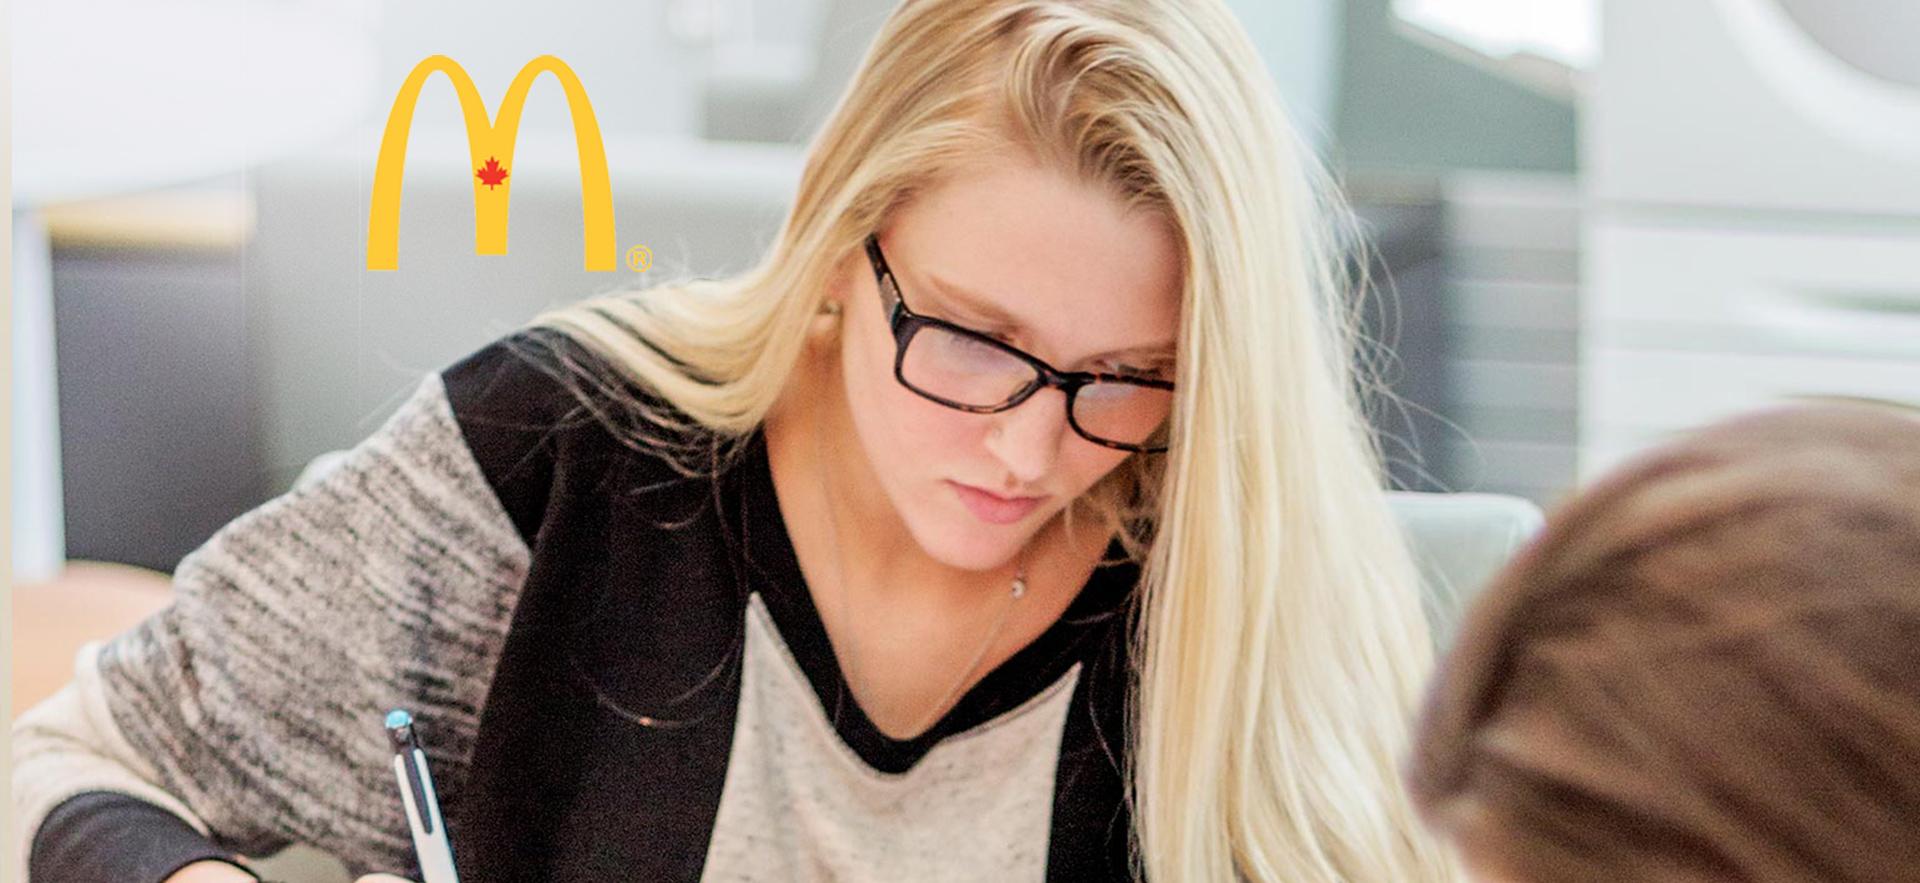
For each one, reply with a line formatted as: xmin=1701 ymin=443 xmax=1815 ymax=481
xmin=1408 ymin=399 xmax=1920 ymax=882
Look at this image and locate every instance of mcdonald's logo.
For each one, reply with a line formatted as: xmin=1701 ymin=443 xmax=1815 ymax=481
xmin=367 ymin=55 xmax=617 ymax=271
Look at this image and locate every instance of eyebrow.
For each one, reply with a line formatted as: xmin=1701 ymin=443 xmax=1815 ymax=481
xmin=920 ymin=271 xmax=1178 ymax=365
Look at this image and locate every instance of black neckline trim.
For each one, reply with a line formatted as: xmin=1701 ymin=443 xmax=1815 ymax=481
xmin=726 ymin=427 xmax=1139 ymax=774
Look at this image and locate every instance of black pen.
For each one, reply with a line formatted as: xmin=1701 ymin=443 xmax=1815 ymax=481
xmin=384 ymin=709 xmax=462 ymax=883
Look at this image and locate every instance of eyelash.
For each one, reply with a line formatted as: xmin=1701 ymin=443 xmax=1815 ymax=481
xmin=1109 ymin=365 xmax=1172 ymax=381
xmin=979 ymin=331 xmax=1168 ymax=380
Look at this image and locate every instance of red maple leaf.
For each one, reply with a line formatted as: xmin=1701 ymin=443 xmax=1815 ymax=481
xmin=476 ymin=156 xmax=509 ymax=189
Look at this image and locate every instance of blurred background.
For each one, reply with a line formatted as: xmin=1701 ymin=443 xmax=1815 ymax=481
xmin=9 ymin=0 xmax=1919 ymax=587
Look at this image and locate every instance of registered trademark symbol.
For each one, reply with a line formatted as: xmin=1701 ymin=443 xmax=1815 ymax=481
xmin=626 ymin=244 xmax=653 ymax=272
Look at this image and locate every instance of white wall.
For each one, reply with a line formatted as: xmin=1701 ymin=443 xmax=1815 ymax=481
xmin=1226 ymin=0 xmax=1341 ymax=151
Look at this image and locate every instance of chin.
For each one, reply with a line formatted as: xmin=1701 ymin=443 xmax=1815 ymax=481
xmin=906 ymin=488 xmax=1041 ymax=573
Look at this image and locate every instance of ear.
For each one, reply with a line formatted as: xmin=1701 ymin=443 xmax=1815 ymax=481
xmin=807 ymin=284 xmax=848 ymax=344
xmin=826 ymin=249 xmax=863 ymax=308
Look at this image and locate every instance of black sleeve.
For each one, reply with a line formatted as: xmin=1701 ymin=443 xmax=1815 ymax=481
xmin=30 ymin=791 xmax=257 ymax=882
xmin=439 ymin=328 xmax=578 ymax=545
xmin=440 ymin=325 xmax=709 ymax=544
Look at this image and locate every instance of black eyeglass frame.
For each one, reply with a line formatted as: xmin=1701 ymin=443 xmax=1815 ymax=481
xmin=862 ymin=233 xmax=1175 ymax=454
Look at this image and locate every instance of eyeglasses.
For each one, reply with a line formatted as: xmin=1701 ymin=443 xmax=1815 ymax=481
xmin=863 ymin=233 xmax=1175 ymax=453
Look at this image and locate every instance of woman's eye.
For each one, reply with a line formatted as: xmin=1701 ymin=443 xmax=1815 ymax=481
xmin=1105 ymin=363 xmax=1168 ymax=381
xmin=942 ymin=312 xmax=1011 ymax=342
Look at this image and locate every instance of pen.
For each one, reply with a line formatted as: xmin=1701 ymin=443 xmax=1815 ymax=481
xmin=385 ymin=709 xmax=462 ymax=883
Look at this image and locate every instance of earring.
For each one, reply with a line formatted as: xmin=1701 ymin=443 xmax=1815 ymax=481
xmin=809 ymin=300 xmax=843 ymax=342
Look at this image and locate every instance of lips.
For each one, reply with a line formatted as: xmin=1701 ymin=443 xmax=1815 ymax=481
xmin=948 ymin=480 xmax=1044 ymax=525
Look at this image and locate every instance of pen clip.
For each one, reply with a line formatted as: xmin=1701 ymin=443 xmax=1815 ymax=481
xmin=385 ymin=709 xmax=437 ymax=836
xmin=400 ymin=749 xmax=436 ymax=836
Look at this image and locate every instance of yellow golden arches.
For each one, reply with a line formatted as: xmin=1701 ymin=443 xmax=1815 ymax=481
xmin=366 ymin=55 xmax=617 ymax=272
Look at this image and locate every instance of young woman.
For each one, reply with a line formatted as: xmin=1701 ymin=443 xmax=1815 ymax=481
xmin=1408 ymin=400 xmax=1920 ymax=882
xmin=13 ymin=1 xmax=1455 ymax=880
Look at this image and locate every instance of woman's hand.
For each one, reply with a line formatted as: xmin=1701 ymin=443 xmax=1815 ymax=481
xmin=161 ymin=862 xmax=258 ymax=882
xmin=159 ymin=863 xmax=417 ymax=883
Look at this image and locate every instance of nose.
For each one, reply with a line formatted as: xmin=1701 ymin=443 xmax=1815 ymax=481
xmin=982 ymin=385 xmax=1068 ymax=490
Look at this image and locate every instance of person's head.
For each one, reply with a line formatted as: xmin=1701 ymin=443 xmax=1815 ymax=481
xmin=1408 ymin=400 xmax=1920 ymax=883
xmin=525 ymin=1 xmax=1454 ymax=878
xmin=801 ymin=150 xmax=1179 ymax=571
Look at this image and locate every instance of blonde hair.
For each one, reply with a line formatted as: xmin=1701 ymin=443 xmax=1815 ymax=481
xmin=516 ymin=1 xmax=1455 ymax=878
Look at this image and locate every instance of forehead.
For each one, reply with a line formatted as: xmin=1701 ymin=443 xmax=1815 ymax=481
xmin=883 ymin=158 xmax=1183 ymax=363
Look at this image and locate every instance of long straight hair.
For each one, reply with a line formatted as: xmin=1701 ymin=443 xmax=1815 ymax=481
xmin=1408 ymin=400 xmax=1920 ymax=882
xmin=516 ymin=1 xmax=1455 ymax=878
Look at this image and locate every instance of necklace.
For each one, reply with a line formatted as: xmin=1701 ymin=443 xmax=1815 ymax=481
xmin=810 ymin=414 xmax=1029 ymax=739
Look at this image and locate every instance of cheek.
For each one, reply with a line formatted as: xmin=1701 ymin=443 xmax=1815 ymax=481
xmin=840 ymin=321 xmax=981 ymax=465
xmin=1061 ymin=446 xmax=1133 ymax=497
xmin=888 ymin=388 xmax=988 ymax=462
